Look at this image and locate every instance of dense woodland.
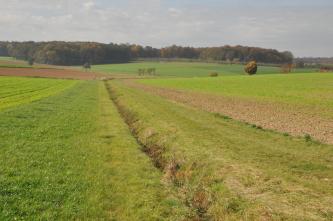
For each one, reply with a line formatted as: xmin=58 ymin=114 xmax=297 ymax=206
xmin=0 ymin=41 xmax=294 ymax=65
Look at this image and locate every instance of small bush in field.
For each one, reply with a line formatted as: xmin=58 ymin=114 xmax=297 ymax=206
xmin=209 ymin=72 xmax=218 ymax=77
xmin=304 ymin=134 xmax=312 ymax=142
xmin=244 ymin=61 xmax=257 ymax=75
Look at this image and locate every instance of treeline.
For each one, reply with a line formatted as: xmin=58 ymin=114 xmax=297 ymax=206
xmin=295 ymin=57 xmax=333 ymax=65
xmin=0 ymin=41 xmax=131 ymax=65
xmin=0 ymin=41 xmax=293 ymax=65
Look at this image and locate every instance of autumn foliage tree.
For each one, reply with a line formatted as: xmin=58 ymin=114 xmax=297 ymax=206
xmin=244 ymin=61 xmax=258 ymax=75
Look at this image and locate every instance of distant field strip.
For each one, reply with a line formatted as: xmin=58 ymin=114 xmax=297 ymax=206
xmin=0 ymin=68 xmax=108 ymax=80
xmin=137 ymin=73 xmax=333 ymax=144
xmin=93 ymin=62 xmax=282 ymax=77
xmin=0 ymin=77 xmax=77 ymax=110
xmin=108 ymin=80 xmax=333 ymax=220
xmin=139 ymin=73 xmax=333 ymax=108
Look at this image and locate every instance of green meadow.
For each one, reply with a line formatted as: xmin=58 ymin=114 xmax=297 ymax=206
xmin=0 ymin=61 xmax=332 ymax=220
xmin=0 ymin=78 xmax=188 ymax=220
xmin=107 ymin=79 xmax=333 ymax=220
xmin=92 ymin=61 xmax=316 ymax=77
xmin=0 ymin=77 xmax=77 ymax=110
xmin=139 ymin=73 xmax=333 ymax=109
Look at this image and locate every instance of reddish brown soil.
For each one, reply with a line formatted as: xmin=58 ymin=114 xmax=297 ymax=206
xmin=0 ymin=67 xmax=109 ymax=80
xmin=126 ymin=80 xmax=333 ymax=145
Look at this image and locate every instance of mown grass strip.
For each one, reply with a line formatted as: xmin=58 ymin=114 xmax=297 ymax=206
xmin=107 ymin=79 xmax=333 ymax=220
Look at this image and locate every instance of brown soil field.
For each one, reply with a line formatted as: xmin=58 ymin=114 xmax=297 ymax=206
xmin=126 ymin=80 xmax=333 ymax=144
xmin=0 ymin=67 xmax=109 ymax=80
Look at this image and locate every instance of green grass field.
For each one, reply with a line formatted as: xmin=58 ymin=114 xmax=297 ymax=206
xmin=92 ymin=61 xmax=317 ymax=77
xmin=108 ymin=79 xmax=333 ymax=220
xmin=0 ymin=77 xmax=77 ymax=110
xmin=139 ymin=73 xmax=333 ymax=110
xmin=0 ymin=78 xmax=189 ymax=220
xmin=1 ymin=61 xmax=332 ymax=220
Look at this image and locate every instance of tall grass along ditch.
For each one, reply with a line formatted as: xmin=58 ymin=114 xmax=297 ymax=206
xmin=104 ymin=80 xmax=216 ymax=220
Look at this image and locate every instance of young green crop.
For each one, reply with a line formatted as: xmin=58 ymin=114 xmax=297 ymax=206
xmin=0 ymin=80 xmax=188 ymax=220
xmin=0 ymin=77 xmax=77 ymax=110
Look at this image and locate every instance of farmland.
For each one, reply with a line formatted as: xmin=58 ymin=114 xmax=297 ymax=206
xmin=0 ymin=60 xmax=333 ymax=220
xmin=107 ymin=79 xmax=333 ymax=220
xmin=139 ymin=73 xmax=333 ymax=108
xmin=0 ymin=77 xmax=77 ymax=110
xmin=136 ymin=73 xmax=333 ymax=143
xmin=2 ymin=0 xmax=333 ymax=219
xmin=0 ymin=78 xmax=188 ymax=220
xmin=92 ymin=61 xmax=318 ymax=77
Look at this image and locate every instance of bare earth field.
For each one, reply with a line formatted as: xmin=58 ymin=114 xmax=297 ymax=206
xmin=0 ymin=67 xmax=108 ymax=80
xmin=126 ymin=80 xmax=333 ymax=144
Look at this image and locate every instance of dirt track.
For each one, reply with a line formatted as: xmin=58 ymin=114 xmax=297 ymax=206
xmin=126 ymin=80 xmax=333 ymax=145
xmin=0 ymin=67 xmax=109 ymax=80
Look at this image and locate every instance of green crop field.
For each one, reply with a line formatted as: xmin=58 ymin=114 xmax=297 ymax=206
xmin=92 ymin=61 xmax=317 ymax=77
xmin=139 ymin=73 xmax=333 ymax=109
xmin=0 ymin=78 xmax=188 ymax=220
xmin=0 ymin=77 xmax=77 ymax=110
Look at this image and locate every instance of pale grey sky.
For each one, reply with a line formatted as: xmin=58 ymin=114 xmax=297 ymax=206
xmin=0 ymin=0 xmax=332 ymax=57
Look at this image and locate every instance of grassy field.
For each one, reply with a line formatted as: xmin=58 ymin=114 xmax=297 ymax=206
xmin=0 ymin=77 xmax=77 ymax=110
xmin=108 ymin=80 xmax=333 ymax=220
xmin=1 ymin=62 xmax=332 ymax=220
xmin=92 ymin=61 xmax=316 ymax=77
xmin=139 ymin=73 xmax=333 ymax=110
xmin=0 ymin=78 xmax=189 ymax=220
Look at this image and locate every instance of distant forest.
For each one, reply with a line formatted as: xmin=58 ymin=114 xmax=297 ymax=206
xmin=0 ymin=41 xmax=294 ymax=66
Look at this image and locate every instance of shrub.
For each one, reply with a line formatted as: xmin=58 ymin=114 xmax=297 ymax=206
xmin=244 ymin=61 xmax=257 ymax=75
xmin=209 ymin=72 xmax=218 ymax=77
xmin=281 ymin=64 xmax=293 ymax=73
xmin=28 ymin=58 xmax=34 ymax=66
xmin=304 ymin=134 xmax=312 ymax=142
xmin=83 ymin=62 xmax=91 ymax=71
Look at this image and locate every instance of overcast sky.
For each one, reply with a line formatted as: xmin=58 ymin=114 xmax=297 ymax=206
xmin=0 ymin=0 xmax=332 ymax=57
